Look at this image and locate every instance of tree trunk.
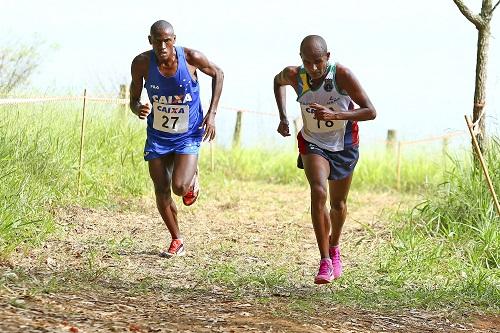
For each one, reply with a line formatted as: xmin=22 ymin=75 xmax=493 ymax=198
xmin=473 ymin=26 xmax=490 ymax=152
xmin=452 ymin=0 xmax=498 ymax=154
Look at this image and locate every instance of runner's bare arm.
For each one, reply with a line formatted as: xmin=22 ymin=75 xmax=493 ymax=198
xmin=335 ymin=65 xmax=376 ymax=121
xmin=313 ymin=64 xmax=376 ymax=122
xmin=185 ymin=48 xmax=223 ymax=141
xmin=184 ymin=48 xmax=223 ymax=115
xmin=129 ymin=53 xmax=150 ymax=119
xmin=274 ymin=66 xmax=299 ymax=137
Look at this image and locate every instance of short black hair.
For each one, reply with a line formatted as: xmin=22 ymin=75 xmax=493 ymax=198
xmin=150 ymin=20 xmax=174 ymax=36
xmin=300 ymin=35 xmax=328 ymax=55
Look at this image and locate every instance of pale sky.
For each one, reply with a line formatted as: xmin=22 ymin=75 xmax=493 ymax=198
xmin=1 ymin=0 xmax=499 ymax=146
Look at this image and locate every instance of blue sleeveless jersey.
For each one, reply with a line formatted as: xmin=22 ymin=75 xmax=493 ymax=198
xmin=143 ymin=46 xmax=203 ymax=158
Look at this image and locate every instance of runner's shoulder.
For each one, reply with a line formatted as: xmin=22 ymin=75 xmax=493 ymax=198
xmin=283 ymin=65 xmax=300 ymax=78
xmin=132 ymin=51 xmax=150 ymax=73
xmin=334 ymin=63 xmax=352 ymax=79
xmin=276 ymin=66 xmax=300 ymax=85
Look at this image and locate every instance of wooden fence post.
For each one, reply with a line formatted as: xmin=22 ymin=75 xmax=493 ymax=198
xmin=442 ymin=136 xmax=449 ymax=169
xmin=232 ymin=110 xmax=242 ymax=148
xmin=119 ymin=84 xmax=129 ymax=113
xmin=396 ymin=141 xmax=402 ymax=191
xmin=387 ymin=129 xmax=397 ymax=152
xmin=210 ymin=141 xmax=215 ymax=172
xmin=442 ymin=136 xmax=449 ymax=156
xmin=77 ymin=89 xmax=88 ymax=196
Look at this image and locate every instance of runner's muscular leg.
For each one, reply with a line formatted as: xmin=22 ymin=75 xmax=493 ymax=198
xmin=148 ymin=155 xmax=180 ymax=239
xmin=328 ymin=174 xmax=353 ymax=246
xmin=171 ymin=154 xmax=198 ymax=197
xmin=302 ymin=153 xmax=331 ymax=259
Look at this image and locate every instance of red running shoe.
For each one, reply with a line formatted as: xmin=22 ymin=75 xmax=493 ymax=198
xmin=160 ymin=239 xmax=185 ymax=258
xmin=182 ymin=170 xmax=200 ymax=206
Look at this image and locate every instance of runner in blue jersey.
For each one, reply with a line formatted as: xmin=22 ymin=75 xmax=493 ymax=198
xmin=273 ymin=35 xmax=376 ymax=284
xmin=129 ymin=20 xmax=223 ymax=258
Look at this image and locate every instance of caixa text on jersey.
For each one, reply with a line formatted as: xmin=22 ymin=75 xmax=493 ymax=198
xmin=153 ymin=103 xmax=188 ymax=113
xmin=151 ymin=93 xmax=193 ymax=104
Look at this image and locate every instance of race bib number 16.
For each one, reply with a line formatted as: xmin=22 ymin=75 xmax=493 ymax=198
xmin=152 ymin=103 xmax=190 ymax=133
xmin=300 ymin=104 xmax=346 ymax=133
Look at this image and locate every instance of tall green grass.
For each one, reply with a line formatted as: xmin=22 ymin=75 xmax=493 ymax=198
xmin=354 ymin=144 xmax=445 ymax=191
xmin=199 ymin=144 xmax=446 ymax=191
xmin=0 ymin=102 xmax=150 ymax=253
xmin=199 ymin=147 xmax=304 ymax=185
xmin=378 ymin=138 xmax=500 ymax=309
xmin=197 ymin=141 xmax=499 ymax=311
xmin=407 ymin=138 xmax=499 ymax=268
xmin=2 ymin=101 xmax=497 ymax=311
xmin=1 ymin=102 xmax=449 ymax=254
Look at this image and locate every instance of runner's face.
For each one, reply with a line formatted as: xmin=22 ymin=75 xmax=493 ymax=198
xmin=149 ymin=30 xmax=176 ymax=61
xmin=301 ymin=52 xmax=329 ymax=80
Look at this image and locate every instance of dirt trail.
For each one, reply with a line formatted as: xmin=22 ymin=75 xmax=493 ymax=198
xmin=0 ymin=181 xmax=497 ymax=332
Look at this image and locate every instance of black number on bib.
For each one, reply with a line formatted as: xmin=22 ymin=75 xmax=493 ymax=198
xmin=162 ymin=116 xmax=180 ymax=129
xmin=171 ymin=116 xmax=179 ymax=128
xmin=317 ymin=120 xmax=335 ymax=129
xmin=162 ymin=116 xmax=170 ymax=128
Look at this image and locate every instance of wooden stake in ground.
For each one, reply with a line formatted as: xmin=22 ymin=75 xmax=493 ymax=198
xmin=232 ymin=110 xmax=242 ymax=148
xmin=77 ymin=89 xmax=87 ymax=196
xmin=387 ymin=129 xmax=397 ymax=153
xmin=396 ymin=141 xmax=402 ymax=191
xmin=210 ymin=141 xmax=215 ymax=172
xmin=465 ymin=115 xmax=500 ymax=215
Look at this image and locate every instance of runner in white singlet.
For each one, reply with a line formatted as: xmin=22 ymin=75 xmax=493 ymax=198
xmin=273 ymin=35 xmax=377 ymax=284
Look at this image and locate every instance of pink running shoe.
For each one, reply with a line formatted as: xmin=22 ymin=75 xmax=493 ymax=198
xmin=329 ymin=246 xmax=343 ymax=279
xmin=314 ymin=258 xmax=334 ymax=284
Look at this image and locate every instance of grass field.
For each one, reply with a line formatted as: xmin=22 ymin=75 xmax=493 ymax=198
xmin=1 ymin=101 xmax=498 ymax=320
xmin=0 ymin=101 xmax=449 ymax=252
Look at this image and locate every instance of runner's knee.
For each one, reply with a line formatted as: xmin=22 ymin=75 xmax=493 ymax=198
xmin=171 ymin=181 xmax=190 ymax=196
xmin=153 ymin=182 xmax=171 ymax=198
xmin=331 ymin=199 xmax=347 ymax=212
xmin=310 ymin=184 xmax=328 ymax=206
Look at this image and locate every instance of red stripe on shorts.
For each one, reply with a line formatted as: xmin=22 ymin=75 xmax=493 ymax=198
xmin=297 ymin=131 xmax=307 ymax=154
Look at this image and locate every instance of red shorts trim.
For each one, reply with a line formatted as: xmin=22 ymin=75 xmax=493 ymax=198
xmin=297 ymin=132 xmax=307 ymax=154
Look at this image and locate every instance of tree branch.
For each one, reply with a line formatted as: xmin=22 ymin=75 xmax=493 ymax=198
xmin=492 ymin=0 xmax=500 ymax=14
xmin=452 ymin=0 xmax=485 ymax=28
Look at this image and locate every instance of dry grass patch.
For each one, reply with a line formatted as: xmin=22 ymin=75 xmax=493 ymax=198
xmin=2 ymin=180 xmax=496 ymax=332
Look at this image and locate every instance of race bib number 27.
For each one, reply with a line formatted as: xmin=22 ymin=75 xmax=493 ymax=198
xmin=152 ymin=103 xmax=190 ymax=133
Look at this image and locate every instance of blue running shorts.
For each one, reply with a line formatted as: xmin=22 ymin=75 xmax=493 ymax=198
xmin=143 ymin=138 xmax=201 ymax=161
xmin=297 ymin=132 xmax=359 ymax=181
